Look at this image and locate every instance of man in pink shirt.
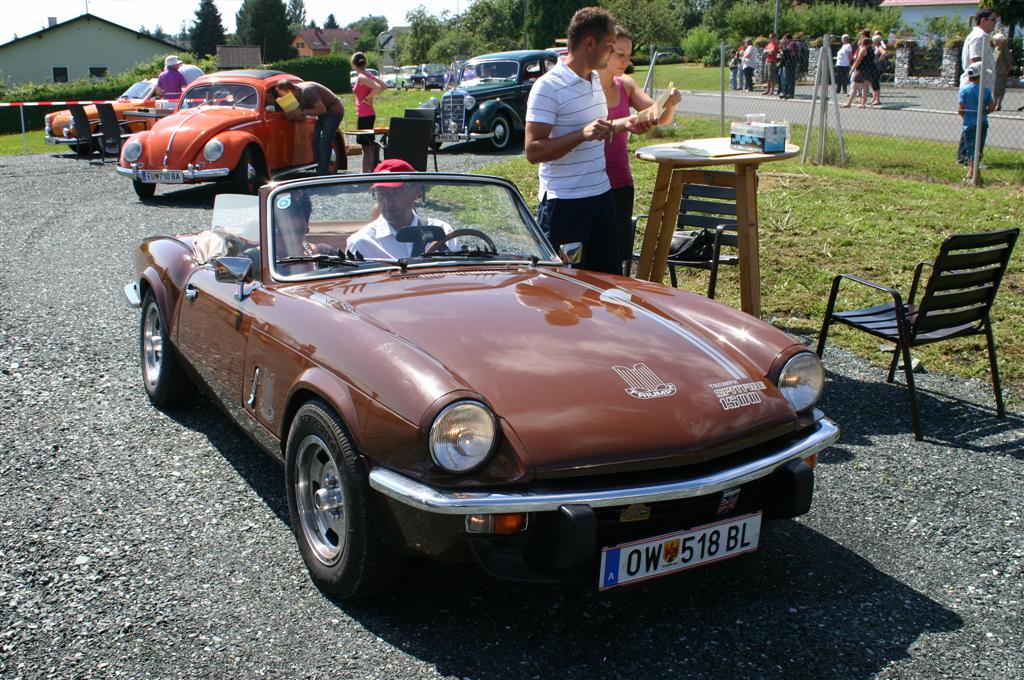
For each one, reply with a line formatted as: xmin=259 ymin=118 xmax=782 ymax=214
xmin=154 ymin=56 xmax=187 ymax=101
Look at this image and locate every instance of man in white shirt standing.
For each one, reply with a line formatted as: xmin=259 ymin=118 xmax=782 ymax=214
xmin=961 ymin=8 xmax=999 ymax=90
xmin=525 ymin=6 xmax=623 ymax=275
xmin=741 ymin=39 xmax=758 ymax=92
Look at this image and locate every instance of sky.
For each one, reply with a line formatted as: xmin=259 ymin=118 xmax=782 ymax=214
xmin=8 ymin=0 xmax=465 ymax=41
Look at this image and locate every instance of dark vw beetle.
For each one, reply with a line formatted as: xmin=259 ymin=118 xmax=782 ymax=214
xmin=435 ymin=50 xmax=559 ymax=150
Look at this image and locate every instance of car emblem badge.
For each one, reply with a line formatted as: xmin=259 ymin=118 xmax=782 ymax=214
xmin=619 ymin=503 xmax=651 ymax=523
xmin=613 ymin=363 xmax=677 ymax=400
xmin=708 ymin=379 xmax=768 ymax=410
xmin=717 ymin=488 xmax=741 ymax=516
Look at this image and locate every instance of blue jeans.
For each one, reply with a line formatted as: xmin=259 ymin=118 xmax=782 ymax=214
xmin=730 ymin=68 xmax=739 ymax=90
xmin=957 ymin=122 xmax=988 ymax=165
xmin=313 ymin=113 xmax=342 ymax=175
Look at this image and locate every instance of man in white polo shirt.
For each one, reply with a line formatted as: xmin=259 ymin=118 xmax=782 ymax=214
xmin=960 ymin=8 xmax=998 ymax=91
xmin=525 ymin=6 xmax=622 ymax=275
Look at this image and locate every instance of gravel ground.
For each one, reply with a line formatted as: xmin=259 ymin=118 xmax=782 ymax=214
xmin=1 ymin=149 xmax=1022 ymax=679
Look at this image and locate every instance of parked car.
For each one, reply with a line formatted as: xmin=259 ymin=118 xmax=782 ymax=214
xmin=410 ymin=63 xmax=447 ymax=89
xmin=434 ymin=50 xmax=558 ymax=150
xmin=44 ymin=78 xmax=157 ymax=154
xmin=396 ymin=65 xmax=418 ymax=89
xmin=379 ymin=66 xmax=398 ymax=88
xmin=125 ymin=171 xmax=838 ymax=599
xmin=116 ymin=70 xmax=344 ymax=200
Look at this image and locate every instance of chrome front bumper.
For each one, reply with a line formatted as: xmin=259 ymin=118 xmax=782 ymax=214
xmin=45 ymin=135 xmax=74 ymax=145
xmin=115 ymin=164 xmax=231 ymax=181
xmin=369 ymin=416 xmax=839 ymax=515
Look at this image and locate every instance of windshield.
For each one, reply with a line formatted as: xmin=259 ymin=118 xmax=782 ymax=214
xmin=179 ymin=83 xmax=259 ymax=110
xmin=268 ymin=177 xmax=557 ymax=280
xmin=422 ymin=64 xmax=446 ymax=74
xmin=459 ymin=60 xmax=519 ymax=86
xmin=401 ymin=66 xmax=417 ymax=76
xmin=120 ymin=80 xmax=153 ymax=99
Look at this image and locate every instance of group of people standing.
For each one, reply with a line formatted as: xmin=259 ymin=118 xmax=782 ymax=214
xmin=838 ymin=31 xmax=887 ymax=108
xmin=525 ymin=7 xmax=680 ymax=275
xmin=729 ymin=35 xmax=799 ymax=99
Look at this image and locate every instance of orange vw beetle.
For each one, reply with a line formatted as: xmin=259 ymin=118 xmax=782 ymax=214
xmin=116 ymin=70 xmax=345 ymax=200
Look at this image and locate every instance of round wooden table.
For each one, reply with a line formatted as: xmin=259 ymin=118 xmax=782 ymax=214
xmin=634 ymin=138 xmax=799 ymax=318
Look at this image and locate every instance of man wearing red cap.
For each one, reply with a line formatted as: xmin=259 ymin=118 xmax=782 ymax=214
xmin=345 ymin=160 xmax=455 ymax=259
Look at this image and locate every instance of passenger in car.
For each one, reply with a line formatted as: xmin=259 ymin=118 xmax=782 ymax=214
xmin=345 ymin=159 xmax=455 ymax=259
xmin=272 ymin=191 xmax=338 ymax=274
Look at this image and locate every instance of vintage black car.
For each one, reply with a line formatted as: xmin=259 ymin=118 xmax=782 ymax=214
xmin=435 ymin=50 xmax=559 ymax=150
xmin=410 ymin=63 xmax=447 ymax=90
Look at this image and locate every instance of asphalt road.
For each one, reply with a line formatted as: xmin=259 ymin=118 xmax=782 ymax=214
xmin=1 ymin=151 xmax=1022 ymax=678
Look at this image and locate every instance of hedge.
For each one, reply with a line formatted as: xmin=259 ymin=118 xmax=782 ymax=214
xmin=266 ymin=53 xmax=357 ymax=94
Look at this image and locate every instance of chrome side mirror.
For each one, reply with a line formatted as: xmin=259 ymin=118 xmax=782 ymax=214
xmin=558 ymin=242 xmax=583 ymax=267
xmin=215 ymin=256 xmax=254 ymax=300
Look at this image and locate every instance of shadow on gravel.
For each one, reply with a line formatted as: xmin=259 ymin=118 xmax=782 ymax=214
xmin=337 ymin=521 xmax=960 ymax=679
xmin=821 ymin=370 xmax=1024 ymax=458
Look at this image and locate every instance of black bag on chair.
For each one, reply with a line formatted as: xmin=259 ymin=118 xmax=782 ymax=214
xmin=669 ymin=229 xmax=714 ymax=262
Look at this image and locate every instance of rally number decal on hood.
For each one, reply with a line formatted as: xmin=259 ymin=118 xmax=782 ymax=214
xmin=613 ymin=363 xmax=677 ymax=400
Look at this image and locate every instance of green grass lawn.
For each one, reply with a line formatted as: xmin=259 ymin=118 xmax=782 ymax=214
xmin=631 ymin=63 xmax=726 ymax=92
xmin=478 ymin=117 xmax=1024 ymax=402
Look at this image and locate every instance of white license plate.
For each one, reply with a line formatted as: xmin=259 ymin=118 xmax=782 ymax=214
xmin=598 ymin=512 xmax=761 ymax=591
xmin=140 ymin=170 xmax=184 ymax=183
xmin=437 ymin=133 xmax=460 ymax=143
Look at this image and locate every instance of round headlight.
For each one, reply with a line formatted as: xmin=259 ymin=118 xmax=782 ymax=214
xmin=123 ymin=139 xmax=143 ymax=162
xmin=777 ymin=352 xmax=825 ymax=413
xmin=203 ymin=139 xmax=224 ymax=162
xmin=463 ymin=95 xmax=476 ymax=110
xmin=429 ymin=401 xmax=498 ymax=473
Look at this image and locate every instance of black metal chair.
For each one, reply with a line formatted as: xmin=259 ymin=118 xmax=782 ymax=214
xmin=67 ymin=104 xmax=102 ymax=157
xmin=816 ymin=228 xmax=1019 ymax=440
xmin=94 ymin=103 xmax=135 ymax=163
xmin=386 ymin=115 xmax=438 ymax=171
xmin=630 ymin=179 xmax=738 ymax=297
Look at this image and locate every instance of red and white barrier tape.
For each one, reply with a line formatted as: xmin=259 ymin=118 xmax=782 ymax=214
xmin=0 ymin=100 xmax=120 ymax=107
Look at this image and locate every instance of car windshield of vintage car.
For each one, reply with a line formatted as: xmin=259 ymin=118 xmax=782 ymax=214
xmin=460 ymin=60 xmax=519 ymax=85
xmin=179 ymin=83 xmax=259 ymax=110
xmin=120 ymin=81 xmax=153 ymax=99
xmin=269 ymin=178 xmax=557 ymax=279
xmin=423 ymin=64 xmax=446 ymax=75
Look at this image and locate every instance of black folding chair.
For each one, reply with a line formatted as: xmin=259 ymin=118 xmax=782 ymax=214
xmin=67 ymin=104 xmax=102 ymax=157
xmin=816 ymin=228 xmax=1019 ymax=440
xmin=385 ymin=116 xmax=437 ymax=171
xmin=630 ymin=178 xmax=738 ymax=297
xmin=94 ymin=103 xmax=135 ymax=163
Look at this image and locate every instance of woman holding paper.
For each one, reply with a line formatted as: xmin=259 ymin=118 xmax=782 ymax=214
xmin=599 ymin=24 xmax=681 ymax=275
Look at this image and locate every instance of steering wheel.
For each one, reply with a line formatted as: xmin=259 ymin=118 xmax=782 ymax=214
xmin=424 ymin=228 xmax=497 ymax=254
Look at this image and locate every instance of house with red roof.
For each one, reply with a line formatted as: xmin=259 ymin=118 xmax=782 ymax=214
xmin=292 ymin=29 xmax=362 ymax=57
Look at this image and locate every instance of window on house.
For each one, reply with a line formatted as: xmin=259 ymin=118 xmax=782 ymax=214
xmin=52 ymin=67 xmax=68 ymax=83
xmin=88 ymin=66 xmax=108 ymax=79
xmin=297 ymin=41 xmax=305 ymax=48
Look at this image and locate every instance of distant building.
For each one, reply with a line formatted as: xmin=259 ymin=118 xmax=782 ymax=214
xmin=292 ymin=29 xmax=361 ymax=57
xmin=0 ymin=13 xmax=183 ymax=86
xmin=217 ymin=45 xmax=263 ymax=69
xmin=879 ymin=1 xmax=1021 ymax=33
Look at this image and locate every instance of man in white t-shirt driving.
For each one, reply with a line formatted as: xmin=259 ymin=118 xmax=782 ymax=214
xmin=346 ymin=159 xmax=455 ymax=259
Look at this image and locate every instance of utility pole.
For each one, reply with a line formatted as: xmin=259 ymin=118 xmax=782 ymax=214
xmin=523 ymin=0 xmax=528 ymax=49
xmin=774 ymin=0 xmax=780 ymax=36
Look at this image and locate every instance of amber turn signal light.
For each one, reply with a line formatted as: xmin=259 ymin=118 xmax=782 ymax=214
xmin=465 ymin=513 xmax=528 ymax=534
xmin=803 ymin=453 xmax=818 ymax=469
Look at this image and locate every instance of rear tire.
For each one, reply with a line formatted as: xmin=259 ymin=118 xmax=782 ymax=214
xmin=286 ymin=399 xmax=405 ymax=599
xmin=133 ymin=180 xmax=156 ymax=200
xmin=139 ymin=290 xmax=194 ymax=406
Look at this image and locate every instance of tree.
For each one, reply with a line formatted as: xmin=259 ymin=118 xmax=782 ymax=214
xmin=990 ymin=0 xmax=1024 ymax=40
xmin=347 ymin=15 xmax=389 ymax=52
xmin=602 ymin=0 xmax=682 ymax=49
xmin=151 ymin=25 xmax=170 ymax=41
xmin=190 ymin=0 xmax=227 ymax=59
xmin=401 ymin=7 xmax=445 ymax=63
xmin=286 ymin=0 xmax=307 ymax=26
xmin=525 ymin=0 xmax=589 ymax=49
xmin=235 ymin=0 xmax=296 ymax=61
xmin=460 ymin=0 xmax=523 ymax=54
xmin=323 ymin=13 xmax=340 ymax=29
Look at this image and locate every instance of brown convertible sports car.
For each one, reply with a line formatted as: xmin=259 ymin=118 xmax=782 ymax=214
xmin=125 ymin=173 xmax=839 ymax=598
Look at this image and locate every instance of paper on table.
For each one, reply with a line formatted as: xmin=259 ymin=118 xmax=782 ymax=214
xmin=638 ymin=82 xmax=674 ymax=123
xmin=676 ymin=138 xmax=751 ymax=157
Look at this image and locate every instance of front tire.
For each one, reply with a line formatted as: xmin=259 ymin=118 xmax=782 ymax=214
xmin=132 ymin=180 xmax=156 ymax=200
xmin=139 ymin=290 xmax=194 ymax=406
xmin=286 ymin=399 xmax=404 ymax=599
xmin=489 ymin=113 xmax=511 ymax=151
xmin=231 ymin=147 xmax=266 ymax=195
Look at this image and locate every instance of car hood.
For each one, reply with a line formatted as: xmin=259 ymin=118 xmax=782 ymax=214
xmin=450 ymin=84 xmax=514 ymax=98
xmin=315 ymin=266 xmax=803 ymax=476
xmin=133 ymin=107 xmax=258 ymax=168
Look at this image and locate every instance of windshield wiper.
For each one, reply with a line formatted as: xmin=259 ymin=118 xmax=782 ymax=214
xmin=416 ymin=250 xmax=534 ymax=261
xmin=276 ymin=254 xmax=362 ymax=267
xmin=231 ymin=93 xmax=256 ymax=109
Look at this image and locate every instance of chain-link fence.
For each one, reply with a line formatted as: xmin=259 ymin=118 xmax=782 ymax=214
xmin=641 ymin=37 xmax=1024 ymax=163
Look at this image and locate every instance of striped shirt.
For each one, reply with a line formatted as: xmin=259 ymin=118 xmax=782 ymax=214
xmin=526 ymin=60 xmax=610 ymax=200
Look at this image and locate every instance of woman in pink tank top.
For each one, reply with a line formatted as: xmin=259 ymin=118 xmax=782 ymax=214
xmin=600 ymin=25 xmax=681 ymax=275
xmin=352 ymin=52 xmax=387 ymax=172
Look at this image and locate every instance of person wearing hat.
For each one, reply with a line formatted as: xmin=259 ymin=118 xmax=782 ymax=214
xmin=957 ymin=63 xmax=995 ymax=182
xmin=270 ymin=79 xmax=345 ymax=176
xmin=992 ymin=33 xmax=1009 ymax=111
xmin=345 ymin=159 xmax=455 ymax=260
xmin=154 ymin=55 xmax=187 ymax=101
